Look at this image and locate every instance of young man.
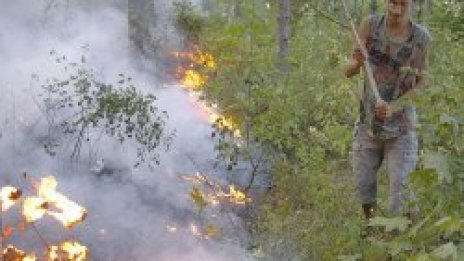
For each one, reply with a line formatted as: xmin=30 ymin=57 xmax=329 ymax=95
xmin=343 ymin=0 xmax=431 ymax=220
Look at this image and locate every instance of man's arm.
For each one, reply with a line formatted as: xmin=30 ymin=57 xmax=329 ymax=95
xmin=343 ymin=16 xmax=370 ymax=78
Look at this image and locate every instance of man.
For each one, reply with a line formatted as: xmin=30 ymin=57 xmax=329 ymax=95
xmin=343 ymin=0 xmax=431 ymax=221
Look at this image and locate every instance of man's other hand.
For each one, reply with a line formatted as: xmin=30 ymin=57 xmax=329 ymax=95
xmin=375 ymin=101 xmax=391 ymax=122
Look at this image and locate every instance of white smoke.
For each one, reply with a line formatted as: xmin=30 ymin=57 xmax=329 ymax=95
xmin=0 ymin=1 xmax=256 ymax=260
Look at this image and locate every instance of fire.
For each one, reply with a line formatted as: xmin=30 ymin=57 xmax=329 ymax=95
xmin=194 ymin=95 xmax=241 ymax=138
xmin=36 ymin=176 xmax=87 ymax=228
xmin=171 ymin=47 xmax=215 ymax=90
xmin=48 ymin=241 xmax=88 ymax=261
xmin=209 ymin=113 xmax=241 ymax=138
xmin=227 ymin=185 xmax=248 ymax=205
xmin=1 ymin=186 xmax=22 ymax=212
xmin=184 ymin=173 xmax=251 ymax=207
xmin=24 ymin=255 xmax=37 ymax=261
xmin=23 ymin=176 xmax=87 ymax=227
xmin=171 ymin=46 xmax=242 ymax=139
xmin=171 ymin=49 xmax=215 ymax=70
xmin=61 ymin=241 xmax=88 ymax=260
xmin=2 ymin=245 xmax=36 ymax=261
xmin=182 ymin=70 xmax=206 ymax=90
xmin=23 ymin=197 xmax=48 ymax=222
xmin=2 ymin=174 xmax=89 ymax=261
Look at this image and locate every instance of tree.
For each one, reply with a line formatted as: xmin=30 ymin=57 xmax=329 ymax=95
xmin=128 ymin=0 xmax=157 ymax=59
xmin=417 ymin=0 xmax=433 ymax=24
xmin=36 ymin=51 xmax=171 ymax=168
xmin=277 ymin=0 xmax=292 ymax=72
xmin=370 ymin=0 xmax=377 ymax=15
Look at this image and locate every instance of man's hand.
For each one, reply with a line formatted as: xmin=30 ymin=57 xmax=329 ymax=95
xmin=343 ymin=16 xmax=370 ymax=78
xmin=344 ymin=49 xmax=366 ymax=78
xmin=352 ymin=48 xmax=365 ymax=64
xmin=375 ymin=101 xmax=391 ymax=122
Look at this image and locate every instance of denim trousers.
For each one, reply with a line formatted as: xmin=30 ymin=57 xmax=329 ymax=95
xmin=352 ymin=122 xmax=419 ymax=214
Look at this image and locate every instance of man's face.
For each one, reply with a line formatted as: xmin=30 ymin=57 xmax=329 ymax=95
xmin=385 ymin=0 xmax=412 ymax=24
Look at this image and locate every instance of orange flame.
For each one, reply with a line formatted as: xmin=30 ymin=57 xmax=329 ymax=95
xmin=171 ymin=48 xmax=215 ymax=90
xmin=1 ymin=186 xmax=22 ymax=212
xmin=182 ymin=70 xmax=207 ymax=90
xmin=23 ymin=197 xmax=48 ymax=223
xmin=3 ymin=175 xmax=88 ymax=261
xmin=48 ymin=241 xmax=88 ymax=261
xmin=2 ymin=245 xmax=36 ymax=261
xmin=36 ymin=176 xmax=87 ymax=229
xmin=183 ymin=173 xmax=251 ymax=207
xmin=172 ymin=47 xmax=242 ymax=138
xmin=226 ymin=185 xmax=249 ymax=205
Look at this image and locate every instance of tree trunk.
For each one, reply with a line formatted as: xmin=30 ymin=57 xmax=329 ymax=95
xmin=234 ymin=0 xmax=242 ymax=18
xmin=418 ymin=0 xmax=432 ymax=25
xmin=128 ymin=0 xmax=156 ymax=59
xmin=338 ymin=0 xmax=345 ymax=48
xmin=277 ymin=0 xmax=291 ymax=72
xmin=370 ymin=0 xmax=377 ymax=15
xmin=328 ymin=0 xmax=335 ymax=13
xmin=202 ymin=0 xmax=213 ymax=13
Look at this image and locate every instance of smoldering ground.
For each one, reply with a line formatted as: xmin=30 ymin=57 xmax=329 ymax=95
xmin=0 ymin=1 xmax=256 ymax=260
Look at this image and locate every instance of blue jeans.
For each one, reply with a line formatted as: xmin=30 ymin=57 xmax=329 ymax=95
xmin=352 ymin=122 xmax=419 ymax=214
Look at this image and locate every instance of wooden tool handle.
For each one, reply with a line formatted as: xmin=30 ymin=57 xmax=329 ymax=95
xmin=341 ymin=0 xmax=382 ymax=104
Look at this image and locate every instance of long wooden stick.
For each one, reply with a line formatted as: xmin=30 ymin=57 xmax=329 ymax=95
xmin=1 ymin=200 xmax=3 ymax=261
xmin=341 ymin=0 xmax=382 ymax=104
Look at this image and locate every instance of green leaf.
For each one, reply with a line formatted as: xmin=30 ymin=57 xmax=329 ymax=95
xmin=409 ymin=253 xmax=434 ymax=261
xmin=458 ymin=242 xmax=464 ymax=259
xmin=440 ymin=113 xmax=458 ymax=126
xmin=422 ymin=152 xmax=452 ymax=183
xmin=337 ymin=254 xmax=361 ymax=261
xmin=435 ymin=216 xmax=463 ymax=234
xmin=368 ymin=217 xmax=411 ymax=232
xmin=430 ymin=242 xmax=457 ymax=260
xmin=409 ymin=168 xmax=439 ymax=191
xmin=389 ymin=240 xmax=413 ymax=256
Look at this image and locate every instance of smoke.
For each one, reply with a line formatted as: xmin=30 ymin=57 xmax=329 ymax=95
xmin=0 ymin=1 xmax=256 ymax=260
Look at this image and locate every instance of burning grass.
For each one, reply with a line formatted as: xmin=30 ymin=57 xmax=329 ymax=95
xmin=170 ymin=45 xmax=242 ymax=140
xmin=183 ymin=172 xmax=251 ymax=208
xmin=1 ymin=175 xmax=88 ymax=261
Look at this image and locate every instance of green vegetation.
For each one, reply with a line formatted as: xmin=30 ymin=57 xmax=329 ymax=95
xmin=35 ymin=50 xmax=172 ymax=168
xmin=173 ymin=0 xmax=206 ymax=42
xmin=175 ymin=0 xmax=463 ymax=260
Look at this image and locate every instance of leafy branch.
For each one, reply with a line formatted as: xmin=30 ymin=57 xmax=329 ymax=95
xmin=36 ymin=50 xmax=172 ymax=168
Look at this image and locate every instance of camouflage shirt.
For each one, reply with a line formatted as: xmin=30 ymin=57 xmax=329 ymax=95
xmin=360 ymin=15 xmax=431 ymax=139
